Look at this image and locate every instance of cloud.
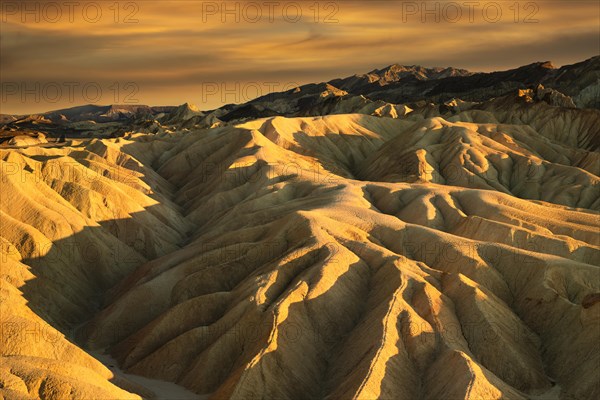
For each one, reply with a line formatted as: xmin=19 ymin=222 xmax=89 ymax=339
xmin=1 ymin=0 xmax=598 ymax=113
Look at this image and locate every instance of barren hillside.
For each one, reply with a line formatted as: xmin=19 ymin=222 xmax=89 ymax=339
xmin=1 ymin=87 xmax=599 ymax=399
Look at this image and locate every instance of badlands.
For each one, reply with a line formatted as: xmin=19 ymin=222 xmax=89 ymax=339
xmin=1 ymin=58 xmax=599 ymax=399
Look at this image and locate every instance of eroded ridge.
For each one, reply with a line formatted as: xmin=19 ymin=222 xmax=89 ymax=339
xmin=1 ymin=112 xmax=599 ymax=399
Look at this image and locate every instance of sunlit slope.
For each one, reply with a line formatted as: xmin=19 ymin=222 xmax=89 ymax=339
xmin=77 ymin=114 xmax=599 ymax=399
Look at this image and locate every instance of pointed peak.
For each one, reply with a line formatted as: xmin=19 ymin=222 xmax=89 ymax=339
xmin=180 ymin=102 xmax=200 ymax=112
xmin=540 ymin=61 xmax=556 ymax=69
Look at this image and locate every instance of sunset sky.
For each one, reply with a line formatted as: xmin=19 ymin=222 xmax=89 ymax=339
xmin=1 ymin=0 xmax=599 ymax=114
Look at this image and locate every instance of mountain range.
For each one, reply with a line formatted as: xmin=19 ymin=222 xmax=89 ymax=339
xmin=1 ymin=56 xmax=598 ymax=144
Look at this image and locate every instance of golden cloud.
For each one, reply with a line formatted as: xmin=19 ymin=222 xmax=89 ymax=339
xmin=1 ymin=0 xmax=598 ymax=113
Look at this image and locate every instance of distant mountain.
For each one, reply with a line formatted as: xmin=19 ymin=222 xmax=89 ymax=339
xmin=205 ymin=56 xmax=598 ymax=124
xmin=329 ymin=64 xmax=473 ymax=92
xmin=43 ymin=104 xmax=176 ymax=122
xmin=158 ymin=103 xmax=203 ymax=125
xmin=325 ymin=57 xmax=599 ymax=108
xmin=0 ymin=104 xmax=178 ymax=143
xmin=1 ymin=56 xmax=598 ymax=143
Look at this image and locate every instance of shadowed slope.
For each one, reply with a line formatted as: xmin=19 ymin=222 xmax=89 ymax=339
xmin=0 ymin=139 xmax=193 ymax=398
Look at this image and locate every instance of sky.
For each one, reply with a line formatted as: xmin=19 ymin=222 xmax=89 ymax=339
xmin=1 ymin=0 xmax=599 ymax=114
